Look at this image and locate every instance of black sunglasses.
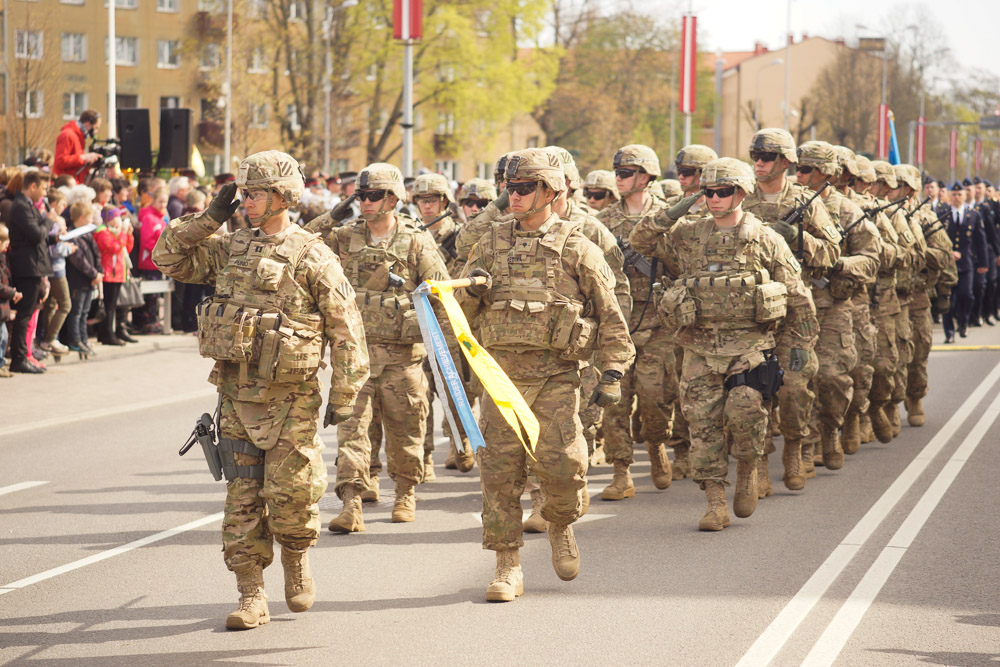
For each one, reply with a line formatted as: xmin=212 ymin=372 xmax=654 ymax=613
xmin=796 ymin=165 xmax=815 ymax=174
xmin=704 ymin=186 xmax=736 ymax=199
xmin=750 ymin=151 xmax=779 ymax=163
xmin=461 ymin=198 xmax=489 ymax=208
xmin=357 ymin=190 xmax=388 ymax=202
xmin=677 ymin=167 xmax=698 ymax=178
xmin=505 ymin=181 xmax=539 ymax=196
xmin=584 ymin=189 xmax=608 ymax=200
xmin=614 ymin=168 xmax=638 ymax=179
xmin=413 ymin=194 xmax=442 ymax=203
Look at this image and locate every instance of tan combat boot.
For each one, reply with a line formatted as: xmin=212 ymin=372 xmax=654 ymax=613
xmin=671 ymin=443 xmax=692 ymax=480
xmin=444 ymin=443 xmax=458 ymax=470
xmin=887 ymin=402 xmax=902 ymax=438
xmin=280 ymin=546 xmax=315 ymax=613
xmin=548 ymin=523 xmax=580 ymax=581
xmin=359 ymin=474 xmax=379 ymax=503
xmin=329 ymin=486 xmax=366 ymax=533
xmin=860 ymin=413 xmax=875 ymax=444
xmin=455 ymin=439 xmax=475 ymax=472
xmin=905 ymin=396 xmax=925 ymax=427
xmin=756 ymin=455 xmax=773 ymax=498
xmin=485 ymin=549 xmax=523 ymax=602
xmin=733 ymin=459 xmax=759 ymax=518
xmin=698 ymin=480 xmax=730 ymax=531
xmin=800 ymin=442 xmax=817 ymax=479
xmin=226 ymin=564 xmax=269 ymax=630
xmin=391 ymin=482 xmax=416 ymax=523
xmin=600 ymin=461 xmax=635 ymax=500
xmin=842 ymin=410 xmax=861 ymax=455
xmin=523 ymin=489 xmax=547 ymax=534
xmin=782 ymin=439 xmax=805 ymax=490
xmin=821 ymin=424 xmax=844 ymax=470
xmin=422 ymin=452 xmax=436 ymax=482
xmin=870 ymin=404 xmax=893 ymax=444
xmin=646 ymin=442 xmax=672 ymax=490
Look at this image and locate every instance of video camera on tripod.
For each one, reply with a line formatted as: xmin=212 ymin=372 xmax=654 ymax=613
xmin=89 ymin=138 xmax=121 ymax=168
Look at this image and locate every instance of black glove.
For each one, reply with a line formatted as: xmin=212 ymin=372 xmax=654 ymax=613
xmin=666 ymin=193 xmax=700 ymax=220
xmin=788 ymin=348 xmax=810 ymax=372
xmin=323 ymin=404 xmax=354 ymax=428
xmin=466 ymin=268 xmax=492 ymax=297
xmin=494 ymin=189 xmax=510 ymax=212
xmin=770 ymin=220 xmax=798 ymax=244
xmin=330 ymin=193 xmax=358 ymax=222
xmin=589 ymin=370 xmax=623 ymax=407
xmin=207 ymin=183 xmax=240 ymax=224
xmin=932 ymin=293 xmax=951 ymax=316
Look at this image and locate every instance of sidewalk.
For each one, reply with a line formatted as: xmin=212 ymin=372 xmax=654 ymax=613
xmin=932 ymin=317 xmax=1000 ymax=351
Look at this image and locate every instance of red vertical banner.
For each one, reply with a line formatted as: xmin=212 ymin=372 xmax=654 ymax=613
xmin=393 ymin=0 xmax=422 ymax=40
xmin=678 ymin=15 xmax=697 ymax=114
xmin=916 ymin=116 xmax=926 ymax=165
xmin=949 ymin=130 xmax=958 ymax=170
xmin=974 ymin=139 xmax=983 ymax=173
xmin=877 ymin=104 xmax=889 ymax=159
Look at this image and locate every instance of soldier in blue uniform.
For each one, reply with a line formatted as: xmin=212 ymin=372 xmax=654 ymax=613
xmin=970 ymin=177 xmax=999 ymax=326
xmin=942 ymin=182 xmax=988 ymax=343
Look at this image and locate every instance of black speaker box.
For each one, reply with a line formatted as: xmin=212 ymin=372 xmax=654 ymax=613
xmin=116 ymin=108 xmax=152 ymax=171
xmin=158 ymin=108 xmax=192 ymax=169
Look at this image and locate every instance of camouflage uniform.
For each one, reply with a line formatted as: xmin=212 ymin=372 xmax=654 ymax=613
xmin=152 ymin=151 xmax=369 ymax=628
xmin=583 ymin=170 xmax=621 ymax=213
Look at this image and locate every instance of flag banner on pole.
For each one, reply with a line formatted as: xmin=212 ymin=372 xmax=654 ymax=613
xmin=949 ymin=131 xmax=958 ymax=169
xmin=974 ymin=139 xmax=983 ymax=172
xmin=877 ymin=104 xmax=889 ymax=159
xmin=887 ymin=110 xmax=901 ymax=165
xmin=413 ymin=280 xmax=538 ymax=457
xmin=678 ymin=15 xmax=697 ymax=114
xmin=916 ymin=116 xmax=926 ymax=165
xmin=393 ymin=0 xmax=422 ymax=40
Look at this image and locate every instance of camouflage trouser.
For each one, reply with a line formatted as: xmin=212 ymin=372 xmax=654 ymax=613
xmin=603 ymin=327 xmax=677 ymax=463
xmin=336 ymin=360 xmax=429 ymax=496
xmin=892 ymin=299 xmax=914 ymax=404
xmin=667 ymin=344 xmax=690 ymax=456
xmin=849 ymin=300 xmax=877 ymax=415
xmin=369 ymin=401 xmax=383 ymax=476
xmin=804 ymin=301 xmax=857 ymax=444
xmin=906 ymin=305 xmax=933 ymax=400
xmin=578 ymin=363 xmax=602 ymax=457
xmin=771 ymin=344 xmax=819 ymax=448
xmin=870 ymin=311 xmax=899 ymax=409
xmin=681 ymin=350 xmax=770 ymax=485
xmin=479 ymin=373 xmax=587 ymax=550
xmin=221 ymin=391 xmax=328 ymax=571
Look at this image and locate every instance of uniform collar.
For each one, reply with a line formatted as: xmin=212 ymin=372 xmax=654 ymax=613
xmin=514 ymin=213 xmax=559 ymax=237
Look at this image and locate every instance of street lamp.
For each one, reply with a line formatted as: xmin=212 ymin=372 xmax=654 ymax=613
xmin=755 ymin=58 xmax=784 ymax=131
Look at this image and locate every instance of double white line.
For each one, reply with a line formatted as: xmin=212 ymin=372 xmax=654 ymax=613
xmin=737 ymin=360 xmax=1000 ymax=667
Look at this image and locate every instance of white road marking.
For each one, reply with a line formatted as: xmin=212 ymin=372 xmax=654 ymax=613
xmin=736 ymin=358 xmax=1000 ymax=667
xmin=0 ymin=389 xmax=216 ymax=439
xmin=0 ymin=481 xmax=48 ymax=497
xmin=800 ymin=388 xmax=1000 ymax=666
xmin=0 ymin=512 xmax=223 ymax=596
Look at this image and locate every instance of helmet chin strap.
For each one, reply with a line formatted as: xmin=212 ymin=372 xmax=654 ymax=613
xmin=708 ymin=193 xmax=740 ymax=219
xmin=362 ymin=197 xmax=394 ymax=223
xmin=618 ymin=173 xmax=647 ymax=198
xmin=248 ymin=191 xmax=280 ymax=227
xmin=512 ymin=186 xmax=548 ymax=220
xmin=757 ymin=161 xmax=784 ymax=183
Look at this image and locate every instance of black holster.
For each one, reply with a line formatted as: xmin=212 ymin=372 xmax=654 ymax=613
xmin=724 ymin=352 xmax=784 ymax=400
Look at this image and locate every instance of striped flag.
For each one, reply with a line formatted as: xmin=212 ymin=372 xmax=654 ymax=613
xmin=877 ymin=104 xmax=889 ymax=159
xmin=678 ymin=15 xmax=697 ymax=114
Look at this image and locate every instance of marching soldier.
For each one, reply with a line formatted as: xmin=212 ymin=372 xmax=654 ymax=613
xmin=583 ymin=170 xmax=620 ymax=213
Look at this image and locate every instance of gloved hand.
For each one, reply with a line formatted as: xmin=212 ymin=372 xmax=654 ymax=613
xmin=788 ymin=348 xmax=810 ymax=372
xmin=932 ymin=293 xmax=951 ymax=316
xmin=589 ymin=370 xmax=623 ymax=407
xmin=466 ymin=268 xmax=492 ymax=297
xmin=494 ymin=188 xmax=510 ymax=212
xmin=330 ymin=193 xmax=358 ymax=223
xmin=666 ymin=193 xmax=701 ymax=220
xmin=770 ymin=220 xmax=798 ymax=245
xmin=207 ymin=183 xmax=240 ymax=223
xmin=323 ymin=404 xmax=354 ymax=428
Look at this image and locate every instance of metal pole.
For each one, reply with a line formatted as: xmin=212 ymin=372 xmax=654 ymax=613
xmin=2 ymin=2 xmax=11 ymax=164
xmin=783 ymin=0 xmax=791 ymax=130
xmin=967 ymin=135 xmax=973 ymax=179
xmin=669 ymin=42 xmax=677 ymax=162
xmin=713 ymin=53 xmax=722 ymax=154
xmin=323 ymin=5 xmax=331 ymax=173
xmin=907 ymin=120 xmax=915 ymax=165
xmin=401 ymin=0 xmax=413 ymax=177
xmin=223 ymin=0 xmax=232 ymax=171
xmin=683 ymin=113 xmax=691 ymax=147
xmin=108 ymin=0 xmax=116 ymax=138
xmin=881 ymin=51 xmax=887 ymax=107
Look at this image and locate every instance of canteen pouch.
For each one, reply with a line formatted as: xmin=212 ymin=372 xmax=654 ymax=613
xmin=754 ymin=281 xmax=787 ymax=323
xmin=399 ymin=303 xmax=423 ymax=345
xmin=657 ymin=283 xmax=695 ymax=329
xmin=551 ymin=302 xmax=583 ymax=349
xmin=196 ymin=301 xmax=259 ymax=362
xmin=559 ymin=315 xmax=598 ymax=362
xmin=257 ymin=316 xmax=324 ymax=383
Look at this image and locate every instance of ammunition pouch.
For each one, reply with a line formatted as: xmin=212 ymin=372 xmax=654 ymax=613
xmin=724 ymin=351 xmax=784 ymax=400
xmin=357 ymin=290 xmax=422 ymax=344
xmin=657 ymin=283 xmax=697 ymax=329
xmin=480 ymin=298 xmax=597 ymax=360
xmin=217 ymin=437 xmax=265 ymax=481
xmin=669 ymin=271 xmax=787 ymax=328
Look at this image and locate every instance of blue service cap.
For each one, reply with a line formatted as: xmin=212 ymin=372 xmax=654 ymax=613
xmin=985 ymin=180 xmax=994 ymax=188
xmin=962 ymin=177 xmax=974 ymax=187
xmin=922 ymin=174 xmax=935 ymax=186
xmin=972 ymin=176 xmax=982 ymax=185
xmin=937 ymin=180 xmax=946 ymax=189
xmin=950 ymin=181 xmax=965 ymax=191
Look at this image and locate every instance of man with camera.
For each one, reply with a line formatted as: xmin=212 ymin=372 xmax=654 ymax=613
xmin=54 ymin=110 xmax=104 ymax=183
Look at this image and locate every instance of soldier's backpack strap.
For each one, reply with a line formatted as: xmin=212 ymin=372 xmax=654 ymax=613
xmin=539 ymin=218 xmax=578 ymax=292
xmin=492 ymin=219 xmax=516 ymax=290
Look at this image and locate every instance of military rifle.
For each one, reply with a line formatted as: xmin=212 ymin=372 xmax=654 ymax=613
xmin=617 ymin=237 xmax=656 ymax=279
xmin=785 ymin=181 xmax=829 ymax=260
xmin=418 ymin=211 xmax=452 ymax=231
xmin=905 ymin=196 xmax=932 ymax=222
xmin=863 ymin=195 xmax=908 ymax=219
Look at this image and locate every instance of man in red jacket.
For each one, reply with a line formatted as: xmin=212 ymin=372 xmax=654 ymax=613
xmin=53 ymin=109 xmax=103 ymax=183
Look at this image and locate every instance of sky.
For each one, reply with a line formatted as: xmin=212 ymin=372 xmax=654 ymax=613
xmin=627 ymin=0 xmax=1000 ymax=82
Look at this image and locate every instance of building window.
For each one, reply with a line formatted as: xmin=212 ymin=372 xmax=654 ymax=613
xmin=18 ymin=90 xmax=43 ymax=119
xmin=61 ymin=0 xmax=86 ymax=4
xmin=160 ymin=96 xmax=180 ymax=108
xmin=157 ymin=40 xmax=180 ymax=69
xmin=248 ymin=47 xmax=267 ymax=74
xmin=435 ymin=160 xmax=457 ymax=181
xmin=15 ymin=30 xmax=43 ymax=60
xmin=61 ymin=32 xmax=87 ymax=62
xmin=288 ymin=0 xmax=305 ymax=21
xmin=477 ymin=161 xmax=490 ymax=180
xmin=286 ymin=103 xmax=300 ymax=131
xmin=116 ymin=93 xmax=139 ymax=108
xmin=106 ymin=36 xmax=138 ymax=66
xmin=113 ymin=0 xmax=138 ymax=8
xmin=435 ymin=112 xmax=455 ymax=135
xmin=63 ymin=92 xmax=87 ymax=119
xmin=199 ymin=43 xmax=220 ymax=70
xmin=250 ymin=103 xmax=268 ymax=129
xmin=157 ymin=0 xmax=179 ymax=12
xmin=197 ymin=0 xmax=222 ymax=12
xmin=248 ymin=0 xmax=267 ymax=19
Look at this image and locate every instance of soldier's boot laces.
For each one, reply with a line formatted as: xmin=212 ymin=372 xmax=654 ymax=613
xmin=359 ymin=474 xmax=379 ymax=503
xmin=226 ymin=565 xmax=269 ymax=630
xmin=391 ymin=483 xmax=416 ymax=523
xmin=600 ymin=461 xmax=635 ymax=501
xmin=782 ymin=439 xmax=805 ymax=491
xmin=756 ymin=454 xmax=773 ymax=498
xmin=800 ymin=442 xmax=817 ymax=479
xmin=905 ymin=396 xmax=925 ymax=427
xmin=698 ymin=480 xmax=730 ymax=531
xmin=523 ymin=489 xmax=547 ymax=534
xmin=842 ymin=410 xmax=861 ymax=455
xmin=671 ymin=445 xmax=692 ymax=480
xmin=485 ymin=549 xmax=523 ymax=602
xmin=422 ymin=451 xmax=436 ymax=482
xmin=444 ymin=443 xmax=458 ymax=470
xmin=870 ymin=404 xmax=894 ymax=444
xmin=888 ymin=402 xmax=902 ymax=438
xmin=860 ymin=413 xmax=875 ymax=444
xmin=821 ymin=424 xmax=845 ymax=470
xmin=280 ymin=546 xmax=315 ymax=613
xmin=733 ymin=459 xmax=759 ymax=519
xmin=646 ymin=442 xmax=672 ymax=490
xmin=548 ymin=523 xmax=580 ymax=581
xmin=329 ymin=487 xmax=366 ymax=533
xmin=455 ymin=438 xmax=476 ymax=473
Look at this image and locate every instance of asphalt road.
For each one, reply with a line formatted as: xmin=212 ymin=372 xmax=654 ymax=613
xmin=1 ymin=324 xmax=999 ymax=667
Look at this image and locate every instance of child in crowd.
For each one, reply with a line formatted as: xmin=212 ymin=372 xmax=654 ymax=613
xmin=94 ymin=205 xmax=133 ymax=346
xmin=64 ymin=203 xmax=101 ymax=357
xmin=0 ymin=223 xmax=22 ymax=378
xmin=38 ymin=189 xmax=75 ymax=356
xmin=137 ymin=187 xmax=169 ymax=334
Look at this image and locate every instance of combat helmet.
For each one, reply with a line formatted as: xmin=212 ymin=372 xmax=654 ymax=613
xmin=358 ymin=162 xmax=407 ymax=201
xmin=493 ymin=153 xmax=510 ymax=185
xmin=584 ymin=170 xmax=620 ymax=201
xmin=613 ymin=144 xmax=662 ymax=178
xmin=659 ymin=179 xmax=683 ymax=198
xmin=750 ymin=128 xmax=798 ymax=164
xmin=796 ymin=141 xmax=840 ymax=177
xmin=504 ymin=148 xmax=566 ymax=192
xmin=700 ymin=158 xmax=756 ymax=195
xmin=832 ymin=146 xmax=861 ymax=179
xmin=853 ymin=155 xmax=877 ymax=184
xmin=871 ymin=161 xmax=898 ymax=189
xmin=236 ymin=150 xmax=305 ymax=207
xmin=544 ymin=146 xmax=583 ymax=190
xmin=458 ymin=178 xmax=497 ymax=202
xmin=892 ymin=164 xmax=922 ymax=191
xmin=412 ymin=172 xmax=455 ymax=204
xmin=675 ymin=144 xmax=718 ymax=170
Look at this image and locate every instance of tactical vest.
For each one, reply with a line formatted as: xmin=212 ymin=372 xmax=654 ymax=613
xmin=478 ymin=218 xmax=597 ymax=361
xmin=196 ymin=227 xmax=326 ymax=384
xmin=342 ymin=219 xmax=423 ymax=345
xmin=745 ymin=184 xmax=838 ymax=282
xmin=658 ymin=217 xmax=786 ymax=330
